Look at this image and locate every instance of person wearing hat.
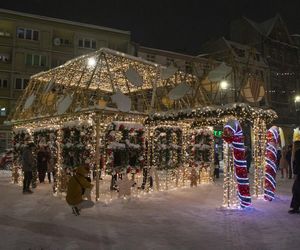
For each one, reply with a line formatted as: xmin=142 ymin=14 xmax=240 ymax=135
xmin=289 ymin=129 xmax=300 ymax=214
xmin=66 ymin=165 xmax=94 ymax=216
xmin=21 ymin=142 xmax=35 ymax=194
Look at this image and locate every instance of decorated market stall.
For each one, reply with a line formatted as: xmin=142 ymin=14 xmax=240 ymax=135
xmin=145 ymin=103 xmax=277 ymax=208
xmin=10 ymin=48 xmax=200 ymax=201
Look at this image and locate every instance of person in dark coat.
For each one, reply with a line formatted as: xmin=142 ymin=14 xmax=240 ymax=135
xmin=37 ymin=146 xmax=49 ymax=183
xmin=246 ymin=147 xmax=252 ymax=173
xmin=286 ymin=144 xmax=292 ymax=179
xmin=289 ymin=141 xmax=300 ymax=214
xmin=214 ymin=151 xmax=220 ymax=179
xmin=21 ymin=142 xmax=35 ymax=194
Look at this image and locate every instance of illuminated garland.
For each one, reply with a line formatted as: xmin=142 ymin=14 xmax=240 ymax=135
xmin=264 ymin=126 xmax=280 ymax=201
xmin=61 ymin=120 xmax=95 ymax=169
xmin=188 ymin=128 xmax=214 ymax=183
xmin=146 ymin=103 xmax=277 ymax=125
xmin=105 ymin=121 xmax=145 ymax=175
xmin=153 ymin=126 xmax=182 ymax=170
xmin=188 ymin=128 xmax=213 ymax=165
xmin=223 ymin=120 xmax=251 ymax=208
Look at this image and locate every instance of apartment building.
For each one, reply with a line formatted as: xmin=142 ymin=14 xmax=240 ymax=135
xmin=230 ymin=14 xmax=300 ymax=125
xmin=0 ymin=8 xmax=132 ymax=152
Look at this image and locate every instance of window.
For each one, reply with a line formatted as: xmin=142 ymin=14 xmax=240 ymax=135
xmin=25 ymin=54 xmax=47 ymax=67
xmin=0 ymin=54 xmax=10 ymax=62
xmin=232 ymin=46 xmax=245 ymax=57
xmin=166 ymin=58 xmax=175 ymax=66
xmin=0 ymin=108 xmax=6 ymax=117
xmin=146 ymin=54 xmax=156 ymax=62
xmin=15 ymin=78 xmax=29 ymax=89
xmin=185 ymin=61 xmax=193 ymax=74
xmin=17 ymin=28 xmax=39 ymax=41
xmin=78 ymin=38 xmax=96 ymax=49
xmin=0 ymin=79 xmax=8 ymax=88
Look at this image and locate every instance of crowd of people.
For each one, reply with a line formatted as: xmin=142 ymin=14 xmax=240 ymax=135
xmin=21 ymin=143 xmax=56 ymax=194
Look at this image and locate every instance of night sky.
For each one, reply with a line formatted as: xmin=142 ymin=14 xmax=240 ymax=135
xmin=1 ymin=0 xmax=299 ymax=54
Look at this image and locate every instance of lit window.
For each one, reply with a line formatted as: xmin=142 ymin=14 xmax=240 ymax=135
xmin=0 ymin=108 xmax=6 ymax=117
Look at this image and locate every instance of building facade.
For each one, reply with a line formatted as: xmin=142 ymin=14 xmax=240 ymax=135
xmin=0 ymin=8 xmax=132 ymax=152
xmin=135 ymin=45 xmax=219 ymax=106
xmin=230 ymin=14 xmax=300 ymax=125
xmin=200 ymin=37 xmax=270 ymax=106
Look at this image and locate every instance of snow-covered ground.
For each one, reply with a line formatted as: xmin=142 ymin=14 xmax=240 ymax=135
xmin=0 ymin=171 xmax=299 ymax=250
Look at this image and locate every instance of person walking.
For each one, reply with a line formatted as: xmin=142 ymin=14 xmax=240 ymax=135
xmin=280 ymin=146 xmax=289 ymax=178
xmin=66 ymin=165 xmax=94 ymax=216
xmin=21 ymin=142 xmax=35 ymax=194
xmin=47 ymin=147 xmax=55 ymax=183
xmin=37 ymin=146 xmax=48 ymax=183
xmin=289 ymin=141 xmax=300 ymax=214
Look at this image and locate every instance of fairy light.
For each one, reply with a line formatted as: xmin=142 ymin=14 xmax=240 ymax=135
xmin=264 ymin=126 xmax=280 ymax=201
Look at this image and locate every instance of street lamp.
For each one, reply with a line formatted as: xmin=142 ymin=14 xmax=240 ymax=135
xmin=220 ymin=80 xmax=229 ymax=90
xmin=295 ymin=95 xmax=300 ymax=111
xmin=220 ymin=80 xmax=229 ymax=104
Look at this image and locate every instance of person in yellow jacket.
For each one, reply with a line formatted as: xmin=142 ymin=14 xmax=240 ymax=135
xmin=66 ymin=165 xmax=94 ymax=216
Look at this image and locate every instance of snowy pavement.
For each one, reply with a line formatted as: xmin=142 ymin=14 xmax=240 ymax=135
xmin=0 ymin=172 xmax=300 ymax=250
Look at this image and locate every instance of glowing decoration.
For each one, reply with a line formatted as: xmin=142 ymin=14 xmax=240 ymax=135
xmin=188 ymin=127 xmax=214 ymax=184
xmin=111 ymin=90 xmax=131 ymax=112
xmin=253 ymin=118 xmax=267 ymax=197
xmin=220 ymin=80 xmax=229 ymax=90
xmin=23 ymin=95 xmax=36 ymax=110
xmin=279 ymin=127 xmax=285 ymax=148
xmin=97 ymin=99 xmax=107 ymax=109
xmin=293 ymin=127 xmax=300 ymax=142
xmin=223 ymin=119 xmax=251 ymax=208
xmin=125 ymin=66 xmax=143 ymax=87
xmin=161 ymin=96 xmax=174 ymax=108
xmin=116 ymin=174 xmax=135 ymax=198
xmin=87 ymin=57 xmax=96 ymax=68
xmin=264 ymin=126 xmax=280 ymax=201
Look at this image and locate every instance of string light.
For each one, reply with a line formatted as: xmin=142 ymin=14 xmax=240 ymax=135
xmin=264 ymin=126 xmax=280 ymax=201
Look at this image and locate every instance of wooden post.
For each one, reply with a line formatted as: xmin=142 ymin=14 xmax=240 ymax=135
xmin=95 ymin=114 xmax=101 ymax=201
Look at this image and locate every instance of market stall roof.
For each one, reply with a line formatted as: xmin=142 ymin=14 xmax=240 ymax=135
xmin=145 ymin=103 xmax=277 ymax=125
xmin=12 ymin=48 xmax=201 ymax=122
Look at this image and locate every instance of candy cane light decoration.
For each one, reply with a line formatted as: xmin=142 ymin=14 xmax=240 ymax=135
xmin=223 ymin=119 xmax=251 ymax=208
xmin=264 ymin=126 xmax=280 ymax=201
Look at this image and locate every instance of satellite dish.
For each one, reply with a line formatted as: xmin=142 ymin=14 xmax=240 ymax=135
xmin=168 ymin=82 xmax=192 ymax=100
xmin=53 ymin=37 xmax=61 ymax=46
xmin=23 ymin=95 xmax=36 ymax=110
xmin=56 ymin=95 xmax=72 ymax=115
xmin=111 ymin=90 xmax=131 ymax=112
xmin=161 ymin=65 xmax=178 ymax=80
xmin=125 ymin=66 xmax=143 ymax=87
